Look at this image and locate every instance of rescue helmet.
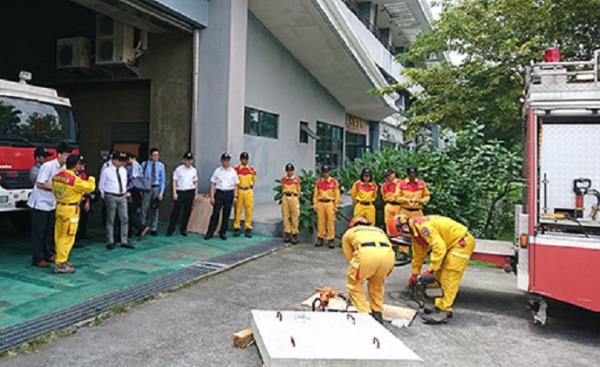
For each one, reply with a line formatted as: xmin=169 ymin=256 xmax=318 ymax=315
xmin=321 ymin=165 xmax=331 ymax=173
xmin=348 ymin=216 xmax=371 ymax=228
xmin=240 ymin=151 xmax=249 ymax=160
xmin=221 ymin=152 xmax=231 ymax=161
xmin=387 ymin=214 xmax=410 ymax=238
xmin=360 ymin=168 xmax=372 ymax=181
xmin=285 ymin=163 xmax=295 ymax=172
xmin=406 ymin=166 xmax=418 ymax=176
xmin=183 ymin=151 xmax=194 ymax=160
xmin=383 ymin=168 xmax=395 ymax=178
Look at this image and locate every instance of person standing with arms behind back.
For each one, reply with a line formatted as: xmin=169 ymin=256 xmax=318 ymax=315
xmin=233 ymin=152 xmax=256 ymax=238
xmin=205 ymin=153 xmax=239 ymax=241
xmin=280 ymin=163 xmax=301 ymax=245
xmin=99 ymin=152 xmax=132 ymax=250
xmin=167 ymin=152 xmax=198 ymax=237
xmin=351 ymin=168 xmax=378 ymax=225
xmin=27 ymin=142 xmax=71 ymax=268
xmin=399 ymin=166 xmax=430 ymax=218
xmin=141 ymin=148 xmax=166 ymax=236
xmin=313 ymin=165 xmax=340 ymax=249
xmin=52 ymin=155 xmax=95 ymax=273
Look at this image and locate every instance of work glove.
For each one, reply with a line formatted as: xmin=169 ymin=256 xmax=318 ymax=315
xmin=419 ymin=269 xmax=436 ymax=285
xmin=408 ymin=274 xmax=418 ymax=289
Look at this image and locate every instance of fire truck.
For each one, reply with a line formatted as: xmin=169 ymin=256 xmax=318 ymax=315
xmin=514 ymin=48 xmax=600 ymax=323
xmin=0 ymin=72 xmax=78 ymax=228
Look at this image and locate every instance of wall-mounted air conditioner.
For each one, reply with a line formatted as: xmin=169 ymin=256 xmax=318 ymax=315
xmin=95 ymin=15 xmax=135 ymax=65
xmin=57 ymin=37 xmax=91 ymax=69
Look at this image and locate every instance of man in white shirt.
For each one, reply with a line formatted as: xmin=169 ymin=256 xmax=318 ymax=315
xmin=167 ymin=152 xmax=198 ymax=237
xmin=99 ymin=151 xmax=132 ymax=250
xmin=28 ymin=143 xmax=71 ymax=268
xmin=205 ymin=153 xmax=239 ymax=240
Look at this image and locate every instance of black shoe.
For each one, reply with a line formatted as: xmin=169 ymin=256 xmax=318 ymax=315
xmin=371 ymin=311 xmax=384 ymax=324
xmin=166 ymin=230 xmax=174 ymax=237
xmin=315 ymin=238 xmax=324 ymax=247
xmin=233 ymin=229 xmax=241 ymax=237
xmin=121 ymin=243 xmax=135 ymax=249
xmin=424 ymin=305 xmax=453 ymax=318
xmin=422 ymin=309 xmax=450 ymax=324
xmin=283 ymin=233 xmax=291 ymax=243
xmin=150 ymin=231 xmax=158 ymax=237
xmin=219 ymin=233 xmax=227 ymax=240
xmin=244 ymin=229 xmax=252 ymax=238
xmin=106 ymin=243 xmax=116 ymax=250
xmin=180 ymin=231 xmax=188 ymax=237
xmin=328 ymin=239 xmax=336 ymax=249
xmin=291 ymin=234 xmax=299 ymax=245
xmin=204 ymin=234 xmax=213 ymax=240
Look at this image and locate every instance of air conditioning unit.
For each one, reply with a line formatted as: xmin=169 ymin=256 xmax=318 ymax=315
xmin=57 ymin=37 xmax=91 ymax=69
xmin=95 ymin=15 xmax=135 ymax=65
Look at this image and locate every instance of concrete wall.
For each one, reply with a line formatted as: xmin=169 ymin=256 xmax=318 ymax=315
xmin=244 ymin=13 xmax=346 ymax=203
xmin=149 ymin=0 xmax=209 ymax=27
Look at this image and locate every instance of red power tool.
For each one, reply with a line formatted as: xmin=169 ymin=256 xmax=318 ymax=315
xmin=573 ymin=178 xmax=592 ymax=218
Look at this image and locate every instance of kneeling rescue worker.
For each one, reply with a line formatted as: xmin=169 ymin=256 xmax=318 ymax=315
xmin=52 ymin=154 xmax=96 ymax=273
xmin=388 ymin=214 xmax=475 ymax=324
xmin=342 ymin=216 xmax=395 ymax=324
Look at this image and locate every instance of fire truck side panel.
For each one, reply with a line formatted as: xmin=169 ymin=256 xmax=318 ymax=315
xmin=530 ymin=237 xmax=600 ymax=312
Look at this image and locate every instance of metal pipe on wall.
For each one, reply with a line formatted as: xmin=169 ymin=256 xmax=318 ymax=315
xmin=191 ymin=28 xmax=200 ymax=156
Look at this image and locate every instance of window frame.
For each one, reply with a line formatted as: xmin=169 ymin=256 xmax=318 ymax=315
xmin=244 ymin=106 xmax=279 ymax=139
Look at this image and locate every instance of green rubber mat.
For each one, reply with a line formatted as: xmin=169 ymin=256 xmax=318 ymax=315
xmin=0 ymin=216 xmax=273 ymax=329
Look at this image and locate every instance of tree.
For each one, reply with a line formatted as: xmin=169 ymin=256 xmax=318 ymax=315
xmin=378 ymin=0 xmax=600 ymax=143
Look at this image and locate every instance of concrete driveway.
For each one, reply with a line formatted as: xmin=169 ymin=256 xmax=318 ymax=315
xmin=1 ymin=243 xmax=599 ymax=367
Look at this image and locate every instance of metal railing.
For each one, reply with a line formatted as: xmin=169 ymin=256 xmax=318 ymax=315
xmin=527 ymin=50 xmax=600 ymax=86
xmin=340 ymin=0 xmax=395 ymax=53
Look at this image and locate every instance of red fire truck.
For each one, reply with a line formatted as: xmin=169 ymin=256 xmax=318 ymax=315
xmin=514 ymin=49 xmax=600 ymax=323
xmin=0 ymin=72 xmax=78 ymax=228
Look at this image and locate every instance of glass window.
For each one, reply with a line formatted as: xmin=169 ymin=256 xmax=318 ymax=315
xmin=345 ymin=131 xmax=367 ymax=161
xmin=299 ymin=121 xmax=309 ymax=143
xmin=244 ymin=107 xmax=278 ymax=139
xmin=315 ymin=121 xmax=343 ymax=169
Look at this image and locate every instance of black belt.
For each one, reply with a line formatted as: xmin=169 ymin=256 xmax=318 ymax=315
xmin=239 ymin=186 xmax=253 ymax=190
xmin=151 ymin=184 xmax=160 ymax=188
xmin=358 ymin=201 xmax=374 ymax=206
xmin=57 ymin=202 xmax=79 ymax=206
xmin=386 ymin=201 xmax=402 ymax=206
xmin=402 ymin=207 xmax=421 ymax=211
xmin=106 ymin=193 xmax=125 ymax=197
xmin=360 ymin=242 xmax=390 ymax=248
xmin=284 ymin=193 xmax=298 ymax=197
xmin=216 ymin=189 xmax=234 ymax=193
xmin=319 ymin=199 xmax=333 ymax=203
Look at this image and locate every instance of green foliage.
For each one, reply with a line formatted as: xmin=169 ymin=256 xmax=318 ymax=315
xmin=377 ymin=0 xmax=600 ymax=143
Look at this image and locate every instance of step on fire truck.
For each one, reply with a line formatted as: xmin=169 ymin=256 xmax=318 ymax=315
xmin=515 ymin=48 xmax=600 ymax=323
xmin=0 ymin=72 xmax=78 ymax=228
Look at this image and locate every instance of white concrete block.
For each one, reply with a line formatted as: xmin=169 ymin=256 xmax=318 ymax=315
xmin=251 ymin=310 xmax=423 ymax=367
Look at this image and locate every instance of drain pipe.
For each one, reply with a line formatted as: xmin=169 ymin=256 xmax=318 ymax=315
xmin=191 ymin=28 xmax=200 ymax=156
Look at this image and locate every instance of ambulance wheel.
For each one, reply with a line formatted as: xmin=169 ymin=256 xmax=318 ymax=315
xmin=9 ymin=211 xmax=30 ymax=231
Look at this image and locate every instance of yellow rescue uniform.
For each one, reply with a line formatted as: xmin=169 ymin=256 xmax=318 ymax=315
xmin=281 ymin=175 xmax=301 ymax=235
xmin=234 ymin=164 xmax=256 ymax=230
xmin=351 ymin=180 xmax=377 ymax=225
xmin=342 ymin=225 xmax=395 ymax=313
xmin=52 ymin=170 xmax=95 ymax=265
xmin=313 ymin=177 xmax=340 ymax=240
xmin=381 ymin=179 xmax=402 ymax=234
xmin=410 ymin=215 xmax=475 ymax=313
xmin=398 ymin=178 xmax=430 ymax=218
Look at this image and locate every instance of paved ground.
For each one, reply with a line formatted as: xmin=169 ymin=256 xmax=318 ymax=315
xmin=1 ymin=243 xmax=599 ymax=367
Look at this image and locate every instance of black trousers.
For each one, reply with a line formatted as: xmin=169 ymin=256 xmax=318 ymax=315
xmin=168 ymin=189 xmax=195 ymax=233
xmin=76 ymin=203 xmax=89 ymax=240
xmin=128 ymin=189 xmax=146 ymax=235
xmin=206 ymin=189 xmax=234 ymax=236
xmin=31 ymin=208 xmax=55 ymax=264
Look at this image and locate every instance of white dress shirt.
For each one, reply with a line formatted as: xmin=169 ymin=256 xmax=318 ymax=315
xmin=173 ymin=165 xmax=198 ymax=191
xmin=210 ymin=166 xmax=239 ymax=191
xmin=27 ymin=159 xmax=64 ymax=211
xmin=99 ymin=164 xmax=128 ymax=197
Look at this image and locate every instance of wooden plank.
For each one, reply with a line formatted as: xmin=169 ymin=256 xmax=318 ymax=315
xmin=233 ymin=328 xmax=255 ymax=348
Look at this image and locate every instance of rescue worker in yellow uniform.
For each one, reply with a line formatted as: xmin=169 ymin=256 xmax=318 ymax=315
xmin=398 ymin=166 xmax=430 ymax=218
xmin=52 ymin=155 xmax=96 ymax=274
xmin=381 ymin=169 xmax=402 ymax=233
xmin=280 ymin=163 xmax=301 ymax=245
xmin=387 ymin=214 xmax=476 ymax=324
xmin=313 ymin=165 xmax=340 ymax=248
xmin=233 ymin=152 xmax=256 ymax=238
xmin=342 ymin=217 xmax=395 ymax=324
xmin=351 ymin=168 xmax=378 ymax=225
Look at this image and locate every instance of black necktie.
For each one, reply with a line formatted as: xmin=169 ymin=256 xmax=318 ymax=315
xmin=116 ymin=167 xmax=123 ymax=194
xmin=151 ymin=162 xmax=156 ymax=183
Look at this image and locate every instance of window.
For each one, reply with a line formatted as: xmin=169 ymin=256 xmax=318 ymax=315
xmin=244 ymin=107 xmax=278 ymax=139
xmin=345 ymin=131 xmax=367 ymax=161
xmin=316 ymin=121 xmax=343 ymax=169
xmin=299 ymin=121 xmax=309 ymax=143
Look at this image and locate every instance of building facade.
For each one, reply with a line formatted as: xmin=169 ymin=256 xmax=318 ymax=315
xmin=0 ymin=0 xmax=432 ymax=204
